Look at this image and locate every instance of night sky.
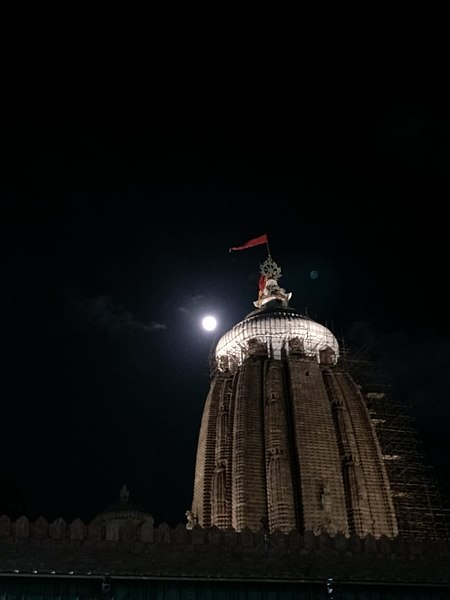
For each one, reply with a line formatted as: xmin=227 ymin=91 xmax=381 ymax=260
xmin=1 ymin=18 xmax=450 ymax=526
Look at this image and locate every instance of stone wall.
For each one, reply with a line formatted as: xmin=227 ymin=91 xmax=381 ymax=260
xmin=1 ymin=514 xmax=450 ymax=585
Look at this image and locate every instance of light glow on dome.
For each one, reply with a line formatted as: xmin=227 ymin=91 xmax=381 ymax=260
xmin=215 ymin=310 xmax=339 ymax=371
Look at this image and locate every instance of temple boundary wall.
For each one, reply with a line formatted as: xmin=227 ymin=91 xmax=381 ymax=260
xmin=1 ymin=514 xmax=449 ymax=558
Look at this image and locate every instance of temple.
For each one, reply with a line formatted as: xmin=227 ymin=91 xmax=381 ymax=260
xmin=190 ymin=256 xmax=448 ymax=540
xmin=1 ymin=255 xmax=450 ymax=598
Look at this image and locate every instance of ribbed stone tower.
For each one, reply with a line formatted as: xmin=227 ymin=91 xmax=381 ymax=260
xmin=189 ymin=256 xmax=399 ymax=538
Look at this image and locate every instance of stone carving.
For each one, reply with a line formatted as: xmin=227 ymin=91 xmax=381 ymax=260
xmin=185 ymin=510 xmax=197 ymax=530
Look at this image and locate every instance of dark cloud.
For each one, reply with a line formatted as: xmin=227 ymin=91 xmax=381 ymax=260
xmin=70 ymin=294 xmax=167 ymax=335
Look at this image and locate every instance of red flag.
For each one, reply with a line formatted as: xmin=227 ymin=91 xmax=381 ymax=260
xmin=229 ymin=234 xmax=268 ymax=252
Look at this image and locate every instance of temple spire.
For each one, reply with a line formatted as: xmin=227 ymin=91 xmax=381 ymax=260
xmin=254 ymin=256 xmax=292 ymax=308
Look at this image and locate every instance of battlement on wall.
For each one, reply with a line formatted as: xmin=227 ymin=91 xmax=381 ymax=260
xmin=1 ymin=513 xmax=449 ymax=557
xmin=1 ymin=514 xmax=450 ymax=585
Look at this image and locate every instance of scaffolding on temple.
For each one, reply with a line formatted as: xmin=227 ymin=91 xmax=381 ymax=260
xmin=339 ymin=341 xmax=450 ymax=540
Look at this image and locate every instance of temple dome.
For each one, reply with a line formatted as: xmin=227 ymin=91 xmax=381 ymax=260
xmin=91 ymin=485 xmax=153 ymax=524
xmin=215 ymin=301 xmax=339 ymax=372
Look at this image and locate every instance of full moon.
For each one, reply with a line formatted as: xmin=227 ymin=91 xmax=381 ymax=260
xmin=202 ymin=315 xmax=217 ymax=331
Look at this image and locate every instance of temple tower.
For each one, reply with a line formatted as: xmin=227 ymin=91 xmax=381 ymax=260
xmin=190 ymin=256 xmax=399 ymax=537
